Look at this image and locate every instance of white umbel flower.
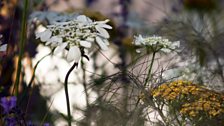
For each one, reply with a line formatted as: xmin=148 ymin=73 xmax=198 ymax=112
xmin=133 ymin=35 xmax=180 ymax=53
xmin=35 ymin=14 xmax=112 ymax=62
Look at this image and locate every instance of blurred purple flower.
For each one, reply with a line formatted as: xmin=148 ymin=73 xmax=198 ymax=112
xmin=43 ymin=123 xmax=50 ymax=126
xmin=0 ymin=96 xmax=17 ymax=113
xmin=4 ymin=117 xmax=17 ymax=126
xmin=27 ymin=121 xmax=36 ymax=126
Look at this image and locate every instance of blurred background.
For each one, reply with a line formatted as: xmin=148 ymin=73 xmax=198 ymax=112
xmin=1 ymin=0 xmax=224 ymax=125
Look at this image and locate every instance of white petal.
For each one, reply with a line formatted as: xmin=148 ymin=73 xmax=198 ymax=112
xmin=54 ymin=43 xmax=67 ymax=54
xmin=45 ymin=41 xmax=51 ymax=46
xmin=46 ymin=36 xmax=62 ymax=46
xmin=85 ymin=16 xmax=93 ymax=23
xmin=161 ymin=48 xmax=171 ymax=53
xmin=96 ymin=36 xmax=108 ymax=50
xmin=172 ymin=41 xmax=180 ymax=48
xmin=53 ymin=21 xmax=70 ymax=26
xmin=95 ymin=35 xmax=110 ymax=46
xmin=102 ymin=38 xmax=109 ymax=45
xmin=35 ymin=32 xmax=42 ymax=39
xmin=98 ymin=24 xmax=112 ymax=29
xmin=95 ymin=25 xmax=110 ymax=38
xmin=67 ymin=46 xmax=81 ymax=62
xmin=86 ymin=37 xmax=94 ymax=43
xmin=49 ymin=36 xmax=63 ymax=43
xmin=77 ymin=15 xmax=88 ymax=22
xmin=95 ymin=19 xmax=110 ymax=24
xmin=35 ymin=25 xmax=47 ymax=35
xmin=80 ymin=41 xmax=92 ymax=48
xmin=38 ymin=29 xmax=52 ymax=42
xmin=51 ymin=42 xmax=60 ymax=47
xmin=134 ymin=35 xmax=144 ymax=45
xmin=0 ymin=44 xmax=7 ymax=52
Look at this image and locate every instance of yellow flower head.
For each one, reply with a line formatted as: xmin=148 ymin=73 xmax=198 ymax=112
xmin=152 ymin=80 xmax=224 ymax=119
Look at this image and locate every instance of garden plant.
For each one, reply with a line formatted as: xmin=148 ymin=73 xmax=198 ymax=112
xmin=0 ymin=0 xmax=224 ymax=126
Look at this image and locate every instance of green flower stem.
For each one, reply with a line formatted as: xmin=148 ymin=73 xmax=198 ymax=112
xmin=64 ymin=62 xmax=78 ymax=126
xmin=144 ymin=51 xmax=156 ymax=86
xmin=143 ymin=51 xmax=169 ymax=125
xmin=135 ymin=51 xmax=156 ymax=107
xmin=14 ymin=0 xmax=29 ymax=96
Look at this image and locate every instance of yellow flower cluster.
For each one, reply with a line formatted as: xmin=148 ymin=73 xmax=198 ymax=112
xmin=152 ymin=80 xmax=224 ymax=118
xmin=180 ymin=100 xmax=223 ymax=117
xmin=152 ymin=80 xmax=201 ymax=100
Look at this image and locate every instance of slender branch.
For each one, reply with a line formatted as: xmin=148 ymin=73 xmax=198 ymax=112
xmin=64 ymin=62 xmax=78 ymax=126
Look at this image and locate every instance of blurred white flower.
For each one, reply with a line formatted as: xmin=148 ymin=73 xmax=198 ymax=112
xmin=0 ymin=34 xmax=7 ymax=52
xmin=134 ymin=35 xmax=145 ymax=46
xmin=0 ymin=44 xmax=7 ymax=52
xmin=35 ymin=15 xmax=112 ymax=62
xmin=133 ymin=35 xmax=180 ymax=53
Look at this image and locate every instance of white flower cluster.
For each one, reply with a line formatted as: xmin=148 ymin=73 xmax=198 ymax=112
xmin=0 ymin=34 xmax=7 ymax=52
xmin=133 ymin=35 xmax=180 ymax=53
xmin=35 ymin=15 xmax=112 ymax=62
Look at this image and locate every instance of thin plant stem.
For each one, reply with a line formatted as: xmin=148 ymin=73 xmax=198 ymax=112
xmin=19 ymin=53 xmax=51 ymax=105
xmin=64 ymin=62 xmax=78 ymax=126
xmin=144 ymin=51 xmax=156 ymax=86
xmin=14 ymin=0 xmax=29 ymax=96
xmin=135 ymin=51 xmax=156 ymax=107
xmin=24 ymin=52 xmax=50 ymax=119
xmin=40 ymin=99 xmax=54 ymax=126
